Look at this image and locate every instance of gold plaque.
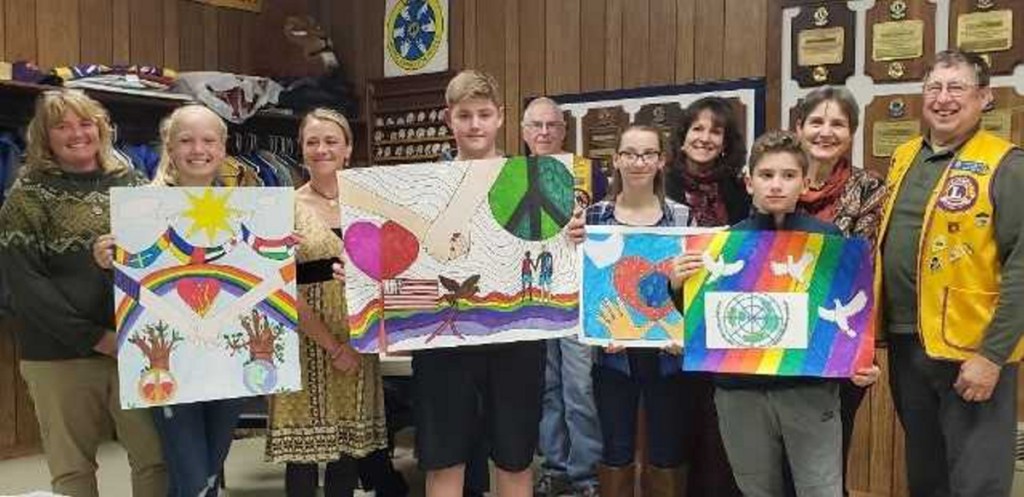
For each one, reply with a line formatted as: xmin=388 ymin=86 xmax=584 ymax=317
xmin=957 ymin=10 xmax=1014 ymax=53
xmin=799 ymin=27 xmax=846 ymax=66
xmin=981 ymin=110 xmax=1013 ymax=141
xmin=873 ymin=120 xmax=921 ymax=157
xmin=873 ymin=20 xmax=925 ymax=61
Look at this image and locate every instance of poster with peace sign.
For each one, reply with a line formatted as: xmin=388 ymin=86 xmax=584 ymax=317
xmin=340 ymin=154 xmax=586 ymax=353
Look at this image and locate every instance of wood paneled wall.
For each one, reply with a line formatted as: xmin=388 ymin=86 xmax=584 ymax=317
xmin=0 ymin=0 xmax=318 ymax=75
xmin=324 ymin=0 xmax=769 ymax=154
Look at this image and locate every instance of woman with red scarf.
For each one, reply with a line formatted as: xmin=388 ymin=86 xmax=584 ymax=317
xmin=667 ymin=97 xmax=750 ymax=497
xmin=794 ymin=86 xmax=886 ymax=497
xmin=667 ymin=97 xmax=750 ymax=227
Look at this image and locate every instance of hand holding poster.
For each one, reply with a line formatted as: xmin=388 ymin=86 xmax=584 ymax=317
xmin=341 ymin=155 xmax=583 ymax=353
xmin=579 ymin=226 xmax=714 ymax=347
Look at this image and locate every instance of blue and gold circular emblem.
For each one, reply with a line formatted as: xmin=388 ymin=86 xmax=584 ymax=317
xmin=386 ymin=0 xmax=446 ymax=72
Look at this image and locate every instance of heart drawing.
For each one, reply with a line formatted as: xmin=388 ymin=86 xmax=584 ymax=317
xmin=343 ymin=221 xmax=420 ymax=281
xmin=176 ymin=277 xmax=222 ymax=317
xmin=612 ymin=256 xmax=675 ymax=321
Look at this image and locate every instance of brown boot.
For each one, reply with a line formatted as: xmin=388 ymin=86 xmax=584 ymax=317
xmin=643 ymin=465 xmax=688 ymax=497
xmin=598 ymin=463 xmax=635 ymax=497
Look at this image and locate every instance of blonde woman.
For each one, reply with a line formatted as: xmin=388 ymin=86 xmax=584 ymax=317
xmin=0 ymin=89 xmax=167 ymax=497
xmin=266 ymin=107 xmax=389 ymax=497
xmin=95 ymin=104 xmax=258 ymax=496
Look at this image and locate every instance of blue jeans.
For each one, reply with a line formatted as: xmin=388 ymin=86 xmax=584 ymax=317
xmin=538 ymin=337 xmax=601 ymax=486
xmin=151 ymin=398 xmax=246 ymax=497
xmin=593 ymin=359 xmax=688 ymax=468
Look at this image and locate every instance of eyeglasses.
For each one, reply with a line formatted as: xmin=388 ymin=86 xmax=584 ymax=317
xmin=923 ymin=80 xmax=976 ymax=99
xmin=523 ymin=120 xmax=566 ymax=132
xmin=616 ymin=150 xmax=662 ymax=164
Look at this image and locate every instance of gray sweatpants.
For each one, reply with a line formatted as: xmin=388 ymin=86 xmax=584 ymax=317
xmin=714 ymin=383 xmax=842 ymax=497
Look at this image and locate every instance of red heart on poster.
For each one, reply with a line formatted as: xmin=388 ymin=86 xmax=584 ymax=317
xmin=380 ymin=221 xmax=420 ymax=279
xmin=176 ymin=277 xmax=221 ymax=317
xmin=344 ymin=221 xmax=420 ymax=280
xmin=612 ymin=256 xmax=675 ymax=321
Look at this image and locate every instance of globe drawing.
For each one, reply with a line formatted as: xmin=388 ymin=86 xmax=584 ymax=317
xmin=488 ymin=156 xmax=575 ymax=241
xmin=243 ymin=359 xmax=278 ymax=394
xmin=719 ymin=294 xmax=788 ymax=347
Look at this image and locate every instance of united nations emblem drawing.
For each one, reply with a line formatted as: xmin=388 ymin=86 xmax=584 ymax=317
xmin=716 ymin=293 xmax=790 ymax=347
xmin=385 ymin=0 xmax=447 ymax=74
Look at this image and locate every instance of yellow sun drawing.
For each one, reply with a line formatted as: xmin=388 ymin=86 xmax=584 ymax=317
xmin=182 ymin=188 xmax=239 ymax=243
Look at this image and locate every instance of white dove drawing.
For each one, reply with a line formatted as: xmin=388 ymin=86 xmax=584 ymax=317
xmin=817 ymin=291 xmax=868 ymax=338
xmin=770 ymin=251 xmax=815 ymax=284
xmin=701 ymin=251 xmax=745 ymax=282
xmin=584 ymin=233 xmax=625 ymax=269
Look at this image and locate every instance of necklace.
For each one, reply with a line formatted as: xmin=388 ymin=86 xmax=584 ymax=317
xmin=308 ymin=182 xmax=339 ymax=207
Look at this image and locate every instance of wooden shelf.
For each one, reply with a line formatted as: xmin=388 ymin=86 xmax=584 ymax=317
xmin=374 ymin=136 xmax=454 ymax=146
xmin=365 ymin=71 xmax=454 ymax=167
xmin=375 ymin=153 xmax=448 ymax=163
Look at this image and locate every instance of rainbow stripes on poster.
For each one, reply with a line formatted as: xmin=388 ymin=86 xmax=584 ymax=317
xmin=681 ymin=231 xmax=875 ymax=377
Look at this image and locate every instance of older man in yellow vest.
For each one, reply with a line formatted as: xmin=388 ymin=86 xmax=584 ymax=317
xmin=879 ymin=50 xmax=1024 ymax=497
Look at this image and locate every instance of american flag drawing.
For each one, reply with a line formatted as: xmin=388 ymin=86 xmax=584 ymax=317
xmin=382 ymin=278 xmax=439 ymax=310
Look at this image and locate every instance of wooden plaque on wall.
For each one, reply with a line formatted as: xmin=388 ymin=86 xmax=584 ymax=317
xmin=634 ymin=102 xmax=684 ymax=141
xmin=582 ymin=107 xmax=630 ymax=162
xmin=866 ymin=0 xmax=936 ymax=82
xmin=985 ymin=87 xmax=1024 ymax=146
xmin=791 ymin=3 xmax=857 ymax=87
xmin=864 ymin=94 xmax=925 ymax=176
xmin=562 ymin=110 xmax=577 ymax=155
xmin=950 ymin=0 xmax=1024 ymax=75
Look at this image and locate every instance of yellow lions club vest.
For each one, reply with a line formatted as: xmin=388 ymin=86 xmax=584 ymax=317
xmin=880 ymin=131 xmax=1021 ymax=361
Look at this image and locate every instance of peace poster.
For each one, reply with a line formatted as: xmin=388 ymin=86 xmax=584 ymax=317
xmin=681 ymin=231 xmax=875 ymax=377
xmin=579 ymin=226 xmax=711 ymax=347
xmin=340 ymin=155 xmax=580 ymax=353
xmin=110 ymin=187 xmax=300 ymax=408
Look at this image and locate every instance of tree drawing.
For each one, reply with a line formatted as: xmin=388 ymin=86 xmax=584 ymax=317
xmin=129 ymin=321 xmax=184 ymax=372
xmin=426 ymin=274 xmax=481 ymax=342
xmin=225 ymin=309 xmax=286 ymax=365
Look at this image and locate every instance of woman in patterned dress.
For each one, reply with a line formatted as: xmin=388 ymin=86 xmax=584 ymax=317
xmin=265 ymin=107 xmax=389 ymax=497
xmin=793 ymin=86 xmax=886 ymax=497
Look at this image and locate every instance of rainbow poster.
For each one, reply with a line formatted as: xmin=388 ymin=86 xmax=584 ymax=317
xmin=340 ymin=155 xmax=582 ymax=353
xmin=681 ymin=231 xmax=875 ymax=377
xmin=110 ymin=187 xmax=300 ymax=408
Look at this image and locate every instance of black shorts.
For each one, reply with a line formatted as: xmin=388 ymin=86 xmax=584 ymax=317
xmin=412 ymin=341 xmax=546 ymax=472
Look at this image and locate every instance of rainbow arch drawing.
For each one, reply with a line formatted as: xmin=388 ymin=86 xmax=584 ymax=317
xmin=115 ymin=263 xmax=297 ymax=345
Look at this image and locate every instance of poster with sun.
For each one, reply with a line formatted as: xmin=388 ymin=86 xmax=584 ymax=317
xmin=681 ymin=231 xmax=876 ymax=378
xmin=580 ymin=226 xmax=712 ymax=348
xmin=110 ymin=187 xmax=300 ymax=409
xmin=340 ymin=154 xmax=580 ymax=353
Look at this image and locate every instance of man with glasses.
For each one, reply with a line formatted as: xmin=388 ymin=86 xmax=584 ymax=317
xmin=522 ymin=97 xmax=602 ymax=497
xmin=879 ymin=50 xmax=1024 ymax=496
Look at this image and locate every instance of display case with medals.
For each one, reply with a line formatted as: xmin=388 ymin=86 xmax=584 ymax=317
xmin=866 ymin=0 xmax=936 ymax=82
xmin=950 ymin=0 xmax=1023 ymax=75
xmin=791 ymin=3 xmax=857 ymax=87
xmin=864 ymin=95 xmax=924 ymax=175
xmin=366 ymin=71 xmax=458 ymax=166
